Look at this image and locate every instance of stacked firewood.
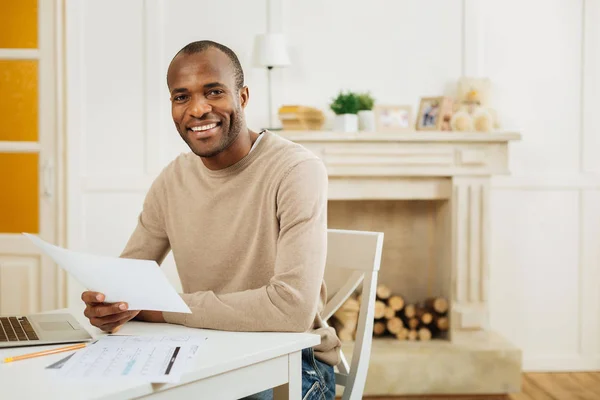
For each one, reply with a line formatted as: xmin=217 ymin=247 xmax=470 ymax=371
xmin=331 ymin=284 xmax=450 ymax=341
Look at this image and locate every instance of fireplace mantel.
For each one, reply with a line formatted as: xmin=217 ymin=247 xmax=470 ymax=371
xmin=279 ymin=130 xmax=520 ymax=200
xmin=278 ymin=130 xmax=522 ymax=396
xmin=280 ymin=129 xmax=521 ymax=330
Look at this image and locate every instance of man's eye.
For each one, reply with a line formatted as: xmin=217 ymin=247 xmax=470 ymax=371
xmin=173 ymin=95 xmax=188 ymax=102
xmin=208 ymin=89 xmax=224 ymax=96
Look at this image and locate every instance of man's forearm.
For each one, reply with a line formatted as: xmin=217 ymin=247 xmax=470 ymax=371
xmin=135 ymin=310 xmax=166 ymax=323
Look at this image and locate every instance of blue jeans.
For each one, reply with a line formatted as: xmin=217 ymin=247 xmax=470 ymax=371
xmin=241 ymin=348 xmax=335 ymax=400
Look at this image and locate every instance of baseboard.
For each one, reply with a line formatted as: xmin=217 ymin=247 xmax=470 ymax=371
xmin=523 ymin=355 xmax=600 ymax=371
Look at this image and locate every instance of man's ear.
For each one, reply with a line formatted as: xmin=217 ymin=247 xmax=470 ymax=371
xmin=239 ymin=86 xmax=250 ymax=109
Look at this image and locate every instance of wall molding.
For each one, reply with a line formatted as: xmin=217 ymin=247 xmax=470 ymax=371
xmin=580 ymin=191 xmax=600 ymax=358
xmin=582 ymin=0 xmax=600 ymax=174
xmin=0 ymin=257 xmax=40 ymax=315
xmin=65 ymin=0 xmax=87 ymax=307
xmin=142 ymin=0 xmax=165 ymax=176
xmin=524 ymin=355 xmax=600 ymax=372
xmin=493 ymin=174 xmax=600 ymax=190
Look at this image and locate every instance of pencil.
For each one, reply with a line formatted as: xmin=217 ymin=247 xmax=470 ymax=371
xmin=3 ymin=342 xmax=87 ymax=363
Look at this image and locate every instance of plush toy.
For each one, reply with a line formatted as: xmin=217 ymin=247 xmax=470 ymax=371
xmin=450 ymin=77 xmax=498 ymax=133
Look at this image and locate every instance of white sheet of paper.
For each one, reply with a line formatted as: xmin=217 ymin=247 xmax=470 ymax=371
xmin=58 ymin=335 xmax=206 ymax=383
xmin=24 ymin=233 xmax=191 ymax=313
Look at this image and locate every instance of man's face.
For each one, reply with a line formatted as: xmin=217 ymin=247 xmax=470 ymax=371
xmin=167 ymin=49 xmax=248 ymax=158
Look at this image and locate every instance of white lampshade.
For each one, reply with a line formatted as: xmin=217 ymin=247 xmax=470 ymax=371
xmin=253 ymin=33 xmax=291 ymax=68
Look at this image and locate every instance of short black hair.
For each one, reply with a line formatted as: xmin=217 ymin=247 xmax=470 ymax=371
xmin=175 ymin=40 xmax=244 ymax=89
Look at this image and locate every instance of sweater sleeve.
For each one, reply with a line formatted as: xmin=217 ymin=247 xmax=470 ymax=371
xmin=120 ymin=173 xmax=171 ymax=264
xmin=163 ymin=158 xmax=328 ymax=332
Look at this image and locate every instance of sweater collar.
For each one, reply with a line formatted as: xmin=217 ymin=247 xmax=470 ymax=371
xmin=197 ymin=130 xmax=270 ymax=178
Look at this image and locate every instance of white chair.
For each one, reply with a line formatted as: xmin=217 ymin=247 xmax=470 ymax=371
xmin=322 ymin=229 xmax=384 ymax=400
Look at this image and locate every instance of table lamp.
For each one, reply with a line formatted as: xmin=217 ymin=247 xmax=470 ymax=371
xmin=252 ymin=33 xmax=291 ymax=130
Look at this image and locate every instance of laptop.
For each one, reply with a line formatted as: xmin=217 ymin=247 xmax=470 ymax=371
xmin=0 ymin=313 xmax=93 ymax=348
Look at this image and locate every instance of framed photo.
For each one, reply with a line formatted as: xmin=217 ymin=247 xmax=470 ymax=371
xmin=374 ymin=105 xmax=412 ymax=132
xmin=416 ymin=96 xmax=453 ymax=131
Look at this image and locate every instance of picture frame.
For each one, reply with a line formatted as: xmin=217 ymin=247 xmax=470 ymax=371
xmin=416 ymin=96 xmax=454 ymax=131
xmin=374 ymin=105 xmax=412 ymax=132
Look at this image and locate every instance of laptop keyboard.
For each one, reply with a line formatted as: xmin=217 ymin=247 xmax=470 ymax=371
xmin=0 ymin=316 xmax=39 ymax=342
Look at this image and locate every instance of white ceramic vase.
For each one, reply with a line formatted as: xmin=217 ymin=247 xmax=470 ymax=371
xmin=334 ymin=114 xmax=358 ymax=133
xmin=358 ymin=110 xmax=376 ymax=132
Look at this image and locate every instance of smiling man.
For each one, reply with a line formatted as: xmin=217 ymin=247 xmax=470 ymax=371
xmin=80 ymin=41 xmax=340 ymax=400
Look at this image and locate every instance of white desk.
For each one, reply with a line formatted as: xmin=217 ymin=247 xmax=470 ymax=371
xmin=0 ymin=308 xmax=320 ymax=400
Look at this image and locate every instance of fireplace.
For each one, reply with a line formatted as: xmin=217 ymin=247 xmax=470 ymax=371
xmin=279 ymin=130 xmax=522 ymax=396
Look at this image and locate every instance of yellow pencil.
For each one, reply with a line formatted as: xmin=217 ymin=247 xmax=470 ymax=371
xmin=3 ymin=342 xmax=87 ymax=363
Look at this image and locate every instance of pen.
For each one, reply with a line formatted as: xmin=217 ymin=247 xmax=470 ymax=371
xmin=3 ymin=342 xmax=88 ymax=363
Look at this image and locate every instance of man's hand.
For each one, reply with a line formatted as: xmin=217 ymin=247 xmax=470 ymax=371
xmin=82 ymin=291 xmax=140 ymax=333
xmin=136 ymin=310 xmax=166 ymax=323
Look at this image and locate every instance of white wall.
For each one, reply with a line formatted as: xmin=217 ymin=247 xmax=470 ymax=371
xmin=65 ymin=0 xmax=600 ymax=371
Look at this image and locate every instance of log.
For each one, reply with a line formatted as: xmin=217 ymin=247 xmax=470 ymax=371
xmin=396 ymin=328 xmax=409 ymax=341
xmin=376 ymin=284 xmax=392 ymax=300
xmin=330 ymin=316 xmax=355 ymax=342
xmin=418 ymin=327 xmax=432 ymax=341
xmin=430 ymin=314 xmax=450 ymax=332
xmin=383 ymin=306 xmax=396 ymax=320
xmin=373 ymin=322 xmax=386 ymax=336
xmin=331 ymin=296 xmax=362 ymax=341
xmin=386 ymin=317 xmax=404 ymax=335
xmin=421 ymin=312 xmax=433 ymax=325
xmin=407 ymin=317 xmax=420 ymax=330
xmin=342 ymin=297 xmax=360 ymax=313
xmin=374 ymin=300 xmax=386 ymax=319
xmin=415 ymin=305 xmax=433 ymax=325
xmin=404 ymin=304 xmax=416 ymax=319
xmin=331 ymin=299 xmax=359 ymax=342
xmin=388 ymin=295 xmax=405 ymax=312
xmin=407 ymin=329 xmax=418 ymax=341
xmin=425 ymin=297 xmax=449 ymax=314
xmin=436 ymin=316 xmax=449 ymax=331
xmin=332 ymin=309 xmax=357 ymax=331
xmin=337 ymin=329 xmax=355 ymax=342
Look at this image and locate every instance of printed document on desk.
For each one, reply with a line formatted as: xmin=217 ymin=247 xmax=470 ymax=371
xmin=57 ymin=335 xmax=207 ymax=383
xmin=23 ymin=233 xmax=191 ymax=313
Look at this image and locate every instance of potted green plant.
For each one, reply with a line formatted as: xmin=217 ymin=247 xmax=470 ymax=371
xmin=357 ymin=92 xmax=376 ymax=132
xmin=330 ymin=91 xmax=360 ymax=132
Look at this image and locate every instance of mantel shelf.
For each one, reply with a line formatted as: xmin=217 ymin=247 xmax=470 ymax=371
xmin=277 ymin=130 xmax=521 ymax=143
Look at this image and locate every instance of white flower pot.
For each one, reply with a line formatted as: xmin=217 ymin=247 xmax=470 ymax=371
xmin=358 ymin=110 xmax=376 ymax=132
xmin=334 ymin=114 xmax=358 ymax=133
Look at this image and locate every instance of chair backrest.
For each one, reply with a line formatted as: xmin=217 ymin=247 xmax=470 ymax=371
xmin=323 ymin=229 xmax=384 ymax=400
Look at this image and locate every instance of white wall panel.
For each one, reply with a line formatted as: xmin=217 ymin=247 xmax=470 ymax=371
xmin=582 ymin=0 xmax=600 ymax=173
xmin=489 ymin=189 xmax=580 ymax=366
xmin=581 ymin=190 xmax=600 ymax=359
xmin=82 ymin=193 xmax=146 ymax=256
xmin=482 ymin=0 xmax=582 ymax=176
xmin=0 ymin=257 xmax=40 ymax=315
xmin=282 ymin=0 xmax=463 ymax=125
xmin=82 ymin=0 xmax=146 ymax=176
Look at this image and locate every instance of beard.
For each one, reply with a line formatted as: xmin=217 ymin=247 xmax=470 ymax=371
xmin=182 ymin=106 xmax=244 ymax=158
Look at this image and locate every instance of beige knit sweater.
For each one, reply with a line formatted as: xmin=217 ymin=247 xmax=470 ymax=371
xmin=120 ymin=131 xmax=341 ymax=366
